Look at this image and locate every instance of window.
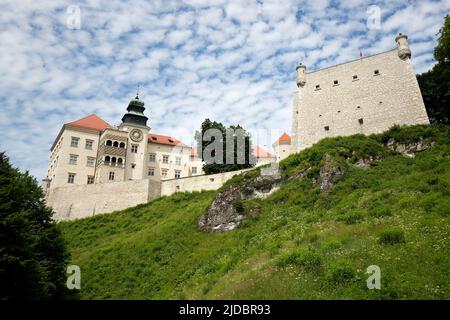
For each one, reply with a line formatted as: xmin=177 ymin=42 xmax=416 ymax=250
xmin=315 ymin=84 xmax=321 ymax=90
xmin=69 ymin=154 xmax=78 ymax=165
xmin=117 ymin=158 xmax=123 ymax=165
xmin=356 ymin=106 xmax=361 ymax=109
xmin=119 ymin=142 xmax=125 ymax=148
xmin=67 ymin=173 xmax=75 ymax=184
xmin=106 ymin=140 xmax=113 ymax=146
xmin=109 ymin=172 xmax=115 ymax=181
xmin=176 ymin=157 xmax=181 ymax=165
xmin=162 ymin=155 xmax=169 ymax=164
xmin=149 ymin=153 xmax=156 ymax=162
xmin=105 ymin=156 xmax=110 ymax=163
xmin=192 ymin=167 xmax=197 ymax=174
xmin=353 ymin=75 xmax=358 ymax=80
xmin=71 ymin=137 xmax=79 ymax=148
xmin=148 ymin=168 xmax=155 ymax=176
xmin=324 ymin=126 xmax=330 ymax=131
xmin=333 ymin=80 xmax=339 ymax=85
xmin=358 ymin=118 xmax=364 ymax=124
xmin=86 ymin=156 xmax=95 ymax=167
xmin=161 ymin=168 xmax=168 ymax=178
xmin=113 ymin=141 xmax=119 ymax=147
xmin=87 ymin=176 xmax=94 ymax=184
xmin=85 ymin=139 xmax=94 ymax=150
xmin=131 ymin=144 xmax=138 ymax=153
xmin=374 ymin=69 xmax=380 ymax=75
xmin=131 ymin=163 xmax=136 ymax=169
xmin=175 ymin=170 xmax=181 ymax=179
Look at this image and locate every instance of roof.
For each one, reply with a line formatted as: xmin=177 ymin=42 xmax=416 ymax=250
xmin=66 ymin=114 xmax=112 ymax=131
xmin=190 ymin=147 xmax=198 ymax=157
xmin=278 ymin=133 xmax=291 ymax=144
xmin=252 ymin=145 xmax=275 ymax=158
xmin=148 ymin=133 xmax=188 ymax=147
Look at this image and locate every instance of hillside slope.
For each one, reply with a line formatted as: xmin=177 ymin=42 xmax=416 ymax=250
xmin=59 ymin=125 xmax=450 ymax=299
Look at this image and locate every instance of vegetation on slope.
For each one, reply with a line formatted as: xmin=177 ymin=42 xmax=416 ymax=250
xmin=59 ymin=125 xmax=450 ymax=299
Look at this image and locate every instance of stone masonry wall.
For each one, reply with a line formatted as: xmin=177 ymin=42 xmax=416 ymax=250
xmin=47 ymin=179 xmax=161 ymax=221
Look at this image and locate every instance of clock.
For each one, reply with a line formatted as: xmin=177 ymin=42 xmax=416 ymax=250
xmin=130 ymin=129 xmax=143 ymax=142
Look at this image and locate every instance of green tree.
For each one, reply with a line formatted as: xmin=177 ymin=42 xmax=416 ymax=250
xmin=195 ymin=119 xmax=255 ymax=174
xmin=417 ymin=15 xmax=450 ymax=124
xmin=0 ymin=152 xmax=70 ymax=299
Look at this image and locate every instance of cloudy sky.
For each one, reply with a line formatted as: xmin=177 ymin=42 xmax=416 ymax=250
xmin=0 ymin=0 xmax=449 ymax=181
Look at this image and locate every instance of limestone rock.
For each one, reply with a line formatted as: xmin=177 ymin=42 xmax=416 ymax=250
xmin=319 ymin=154 xmax=345 ymax=192
xmin=386 ymin=138 xmax=434 ymax=157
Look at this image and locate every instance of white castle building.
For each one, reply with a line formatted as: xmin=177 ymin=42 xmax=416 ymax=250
xmin=43 ymin=96 xmax=275 ymax=194
xmin=45 ymin=32 xmax=429 ymax=221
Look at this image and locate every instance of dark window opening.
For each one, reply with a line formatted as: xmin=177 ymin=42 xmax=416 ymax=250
xmin=358 ymin=118 xmax=364 ymax=124
xmin=374 ymin=69 xmax=380 ymax=75
xmin=333 ymin=80 xmax=339 ymax=85
xmin=324 ymin=126 xmax=330 ymax=131
xmin=353 ymin=75 xmax=358 ymax=80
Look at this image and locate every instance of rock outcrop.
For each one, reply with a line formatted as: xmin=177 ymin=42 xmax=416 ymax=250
xmin=386 ymin=138 xmax=434 ymax=157
xmin=319 ymin=154 xmax=346 ymax=192
xmin=198 ymin=171 xmax=282 ymax=233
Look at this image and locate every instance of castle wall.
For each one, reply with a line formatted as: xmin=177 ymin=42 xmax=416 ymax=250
xmin=160 ymin=169 xmax=249 ymax=196
xmin=293 ymin=49 xmax=429 ymax=151
xmin=47 ymin=179 xmax=161 ymax=221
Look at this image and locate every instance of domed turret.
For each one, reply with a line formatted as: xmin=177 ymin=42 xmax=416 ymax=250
xmin=121 ymin=95 xmax=149 ymax=127
xmin=395 ymin=33 xmax=411 ymax=60
xmin=296 ymin=63 xmax=306 ymax=87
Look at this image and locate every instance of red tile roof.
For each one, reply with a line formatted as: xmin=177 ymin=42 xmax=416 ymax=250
xmin=190 ymin=147 xmax=198 ymax=157
xmin=148 ymin=133 xmax=187 ymax=147
xmin=66 ymin=114 xmax=111 ymax=131
xmin=253 ymin=145 xmax=274 ymax=158
xmin=278 ymin=132 xmax=291 ymax=143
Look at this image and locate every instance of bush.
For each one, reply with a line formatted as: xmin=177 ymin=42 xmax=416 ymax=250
xmin=338 ymin=212 xmax=364 ymax=224
xmin=379 ymin=229 xmax=405 ymax=245
xmin=276 ymin=247 xmax=322 ymax=272
xmin=234 ymin=199 xmax=245 ymax=213
xmin=326 ymin=260 xmax=356 ymax=284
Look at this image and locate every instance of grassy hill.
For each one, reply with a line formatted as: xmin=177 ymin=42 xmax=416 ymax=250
xmin=58 ymin=125 xmax=450 ymax=299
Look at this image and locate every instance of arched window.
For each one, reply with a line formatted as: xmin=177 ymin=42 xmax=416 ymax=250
xmin=117 ymin=158 xmax=123 ymax=165
xmin=119 ymin=142 xmax=125 ymax=148
xmin=106 ymin=140 xmax=112 ymax=146
xmin=111 ymin=157 xmax=117 ymax=164
xmin=105 ymin=156 xmax=110 ymax=163
xmin=113 ymin=141 xmax=119 ymax=147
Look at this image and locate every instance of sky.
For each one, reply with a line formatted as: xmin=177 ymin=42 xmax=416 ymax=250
xmin=0 ymin=0 xmax=449 ymax=181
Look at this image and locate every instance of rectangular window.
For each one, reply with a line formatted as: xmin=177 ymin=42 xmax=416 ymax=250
xmin=374 ymin=69 xmax=380 ymax=75
xmin=71 ymin=137 xmax=79 ymax=148
xmin=161 ymin=168 xmax=168 ymax=178
xmin=192 ymin=167 xmax=197 ymax=174
xmin=148 ymin=168 xmax=155 ymax=176
xmin=109 ymin=172 xmax=115 ymax=181
xmin=85 ymin=139 xmax=94 ymax=150
xmin=87 ymin=176 xmax=94 ymax=184
xmin=149 ymin=153 xmax=156 ymax=162
xmin=131 ymin=144 xmax=138 ymax=153
xmin=176 ymin=157 xmax=181 ymax=165
xmin=67 ymin=173 xmax=75 ymax=184
xmin=333 ymin=80 xmax=339 ymax=85
xmin=324 ymin=126 xmax=330 ymax=131
xmin=69 ymin=154 xmax=78 ymax=165
xmin=162 ymin=155 xmax=169 ymax=164
xmin=315 ymin=84 xmax=320 ymax=90
xmin=352 ymin=75 xmax=358 ymax=80
xmin=86 ymin=156 xmax=95 ymax=167
xmin=175 ymin=170 xmax=181 ymax=179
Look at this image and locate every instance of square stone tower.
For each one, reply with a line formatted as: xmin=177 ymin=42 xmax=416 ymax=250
xmin=291 ymin=33 xmax=430 ymax=152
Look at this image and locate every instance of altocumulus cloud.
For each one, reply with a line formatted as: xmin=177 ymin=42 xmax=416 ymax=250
xmin=0 ymin=0 xmax=449 ymax=180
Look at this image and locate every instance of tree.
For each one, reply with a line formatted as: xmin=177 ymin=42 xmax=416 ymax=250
xmin=0 ymin=152 xmax=70 ymax=299
xmin=417 ymin=15 xmax=450 ymax=124
xmin=195 ymin=119 xmax=256 ymax=174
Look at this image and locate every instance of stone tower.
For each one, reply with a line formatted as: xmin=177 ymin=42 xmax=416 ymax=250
xmin=291 ymin=32 xmax=429 ymax=152
xmin=119 ymin=95 xmax=150 ymax=180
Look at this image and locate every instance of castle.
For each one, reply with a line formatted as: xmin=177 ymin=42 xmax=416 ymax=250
xmin=45 ymin=33 xmax=429 ymax=221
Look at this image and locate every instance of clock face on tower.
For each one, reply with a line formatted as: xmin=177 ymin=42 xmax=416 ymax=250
xmin=130 ymin=129 xmax=143 ymax=142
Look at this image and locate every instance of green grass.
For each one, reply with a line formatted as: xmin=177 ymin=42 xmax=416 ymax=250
xmin=59 ymin=125 xmax=450 ymax=299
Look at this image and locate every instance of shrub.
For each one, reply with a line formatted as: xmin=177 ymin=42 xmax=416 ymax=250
xmin=276 ymin=247 xmax=322 ymax=272
xmin=326 ymin=260 xmax=356 ymax=284
xmin=234 ymin=199 xmax=245 ymax=213
xmin=379 ymin=229 xmax=405 ymax=245
xmin=338 ymin=212 xmax=364 ymax=224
